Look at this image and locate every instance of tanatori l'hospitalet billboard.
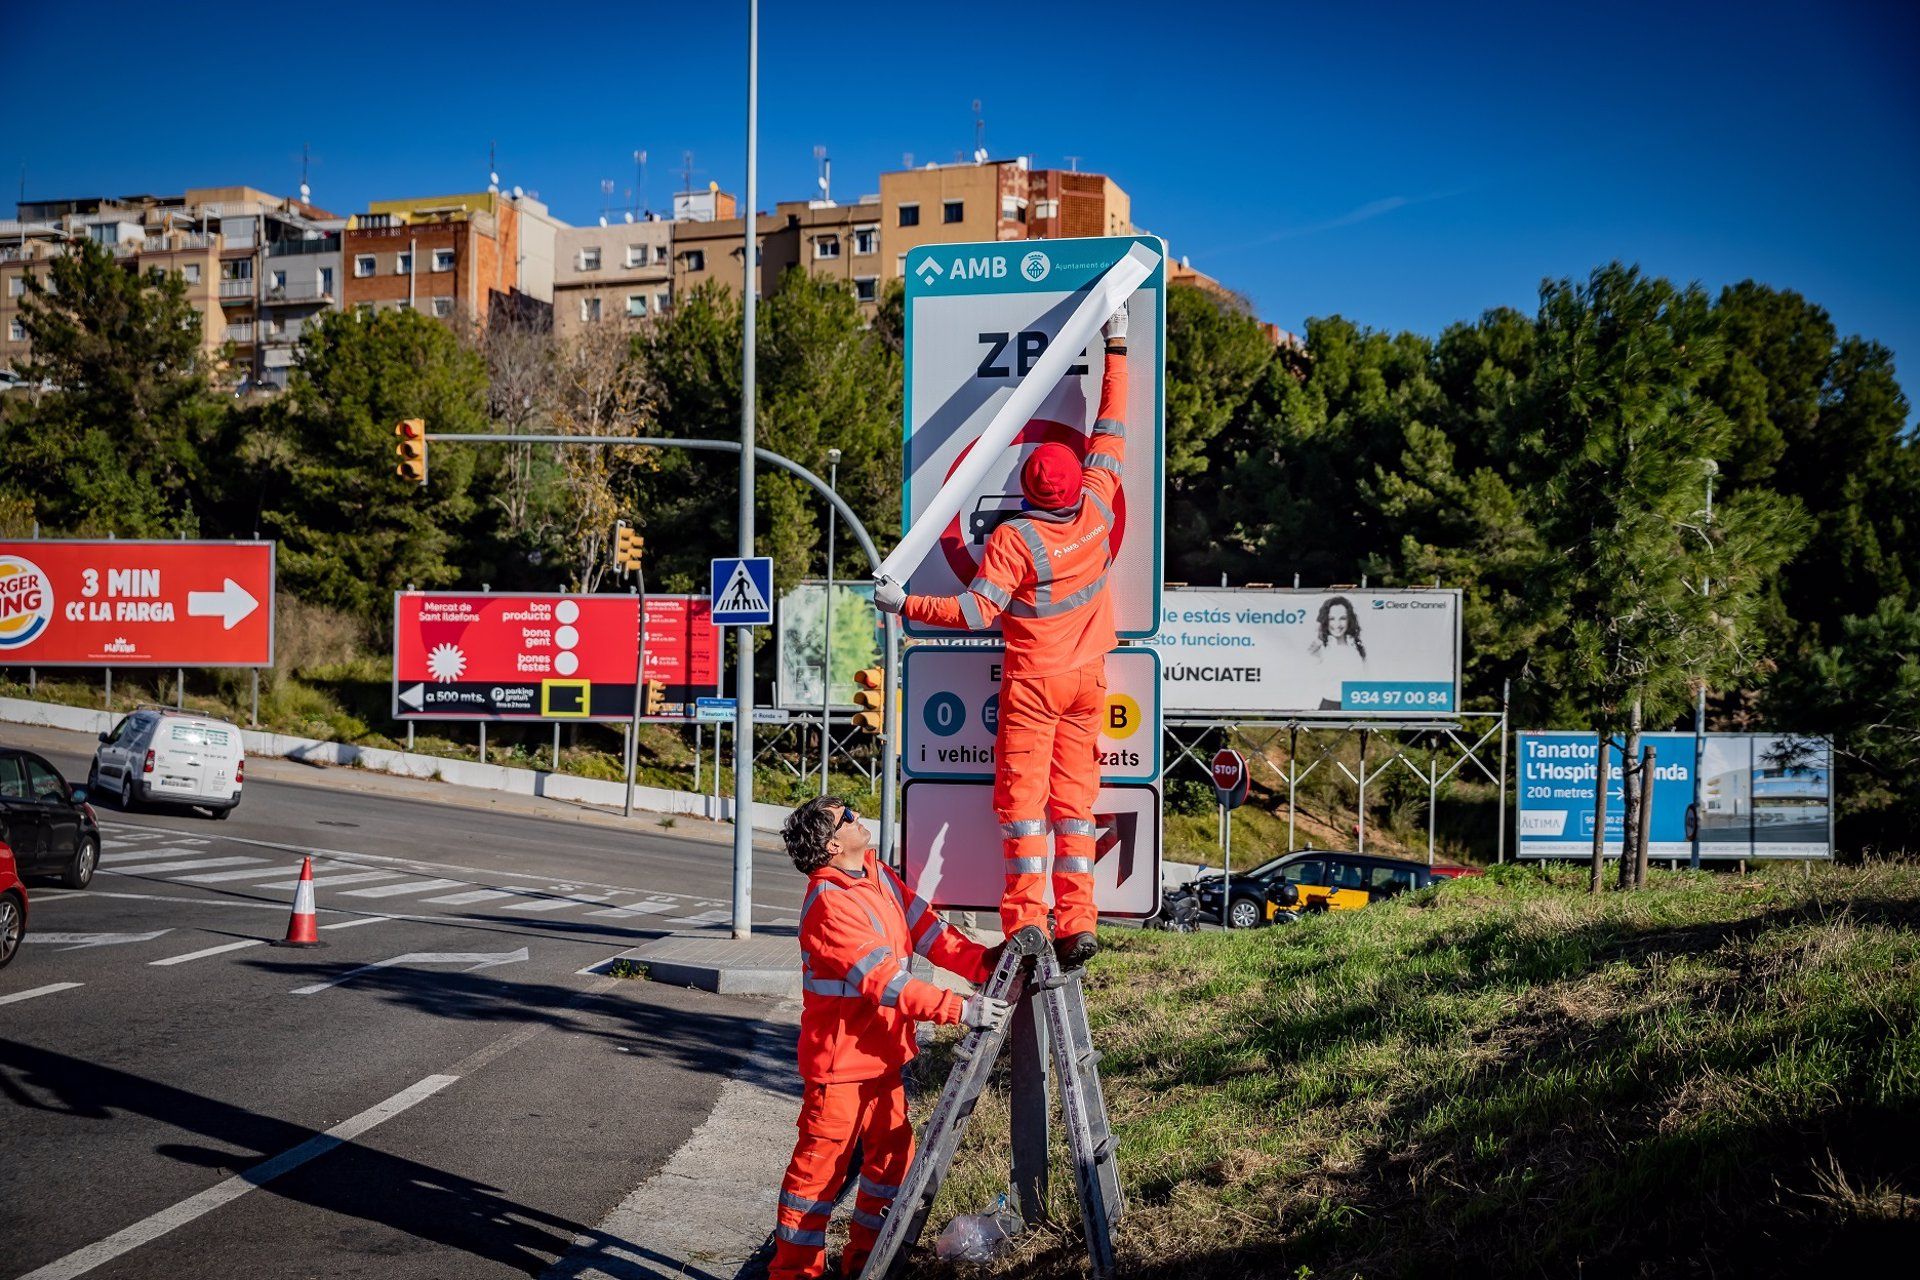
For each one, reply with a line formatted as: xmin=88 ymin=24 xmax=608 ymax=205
xmin=1143 ymin=588 xmax=1461 ymax=717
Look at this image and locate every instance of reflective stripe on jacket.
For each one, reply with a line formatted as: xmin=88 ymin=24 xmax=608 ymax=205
xmin=905 ymin=351 xmax=1128 ymax=679
xmin=797 ymin=848 xmax=991 ymax=1084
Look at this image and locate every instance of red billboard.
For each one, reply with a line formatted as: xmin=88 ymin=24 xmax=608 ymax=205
xmin=393 ymin=592 xmax=639 ymax=721
xmin=0 ymin=540 xmax=274 ymax=667
xmin=642 ymin=595 xmax=719 ymax=718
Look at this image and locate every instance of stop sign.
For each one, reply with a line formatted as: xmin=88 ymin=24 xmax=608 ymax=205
xmin=1211 ymin=748 xmax=1249 ymax=810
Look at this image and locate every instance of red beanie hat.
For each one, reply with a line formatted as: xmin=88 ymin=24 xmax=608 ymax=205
xmin=1020 ymin=442 xmax=1083 ymax=511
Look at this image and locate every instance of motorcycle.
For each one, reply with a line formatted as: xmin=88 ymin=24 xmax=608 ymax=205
xmin=1147 ymin=882 xmax=1206 ymax=932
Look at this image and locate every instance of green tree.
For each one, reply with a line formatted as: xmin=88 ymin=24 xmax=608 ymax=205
xmin=253 ymin=310 xmax=486 ymax=623
xmin=0 ymin=236 xmax=226 ymax=535
xmin=1161 ymin=285 xmax=1274 ymax=577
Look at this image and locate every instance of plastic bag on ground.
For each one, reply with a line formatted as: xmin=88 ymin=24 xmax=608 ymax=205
xmin=933 ymin=1193 xmax=1019 ymax=1262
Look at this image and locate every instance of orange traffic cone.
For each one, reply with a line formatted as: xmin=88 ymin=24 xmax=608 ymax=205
xmin=271 ymin=856 xmax=324 ymax=947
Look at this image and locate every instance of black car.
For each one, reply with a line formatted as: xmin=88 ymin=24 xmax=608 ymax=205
xmin=0 ymin=747 xmax=102 ymax=889
xmin=1191 ymin=849 xmax=1441 ymax=929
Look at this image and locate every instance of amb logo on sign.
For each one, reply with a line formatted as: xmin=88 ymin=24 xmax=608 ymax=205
xmin=0 ymin=556 xmax=52 ymax=650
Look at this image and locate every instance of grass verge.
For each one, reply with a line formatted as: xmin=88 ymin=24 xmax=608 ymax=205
xmin=909 ymin=861 xmax=1920 ymax=1278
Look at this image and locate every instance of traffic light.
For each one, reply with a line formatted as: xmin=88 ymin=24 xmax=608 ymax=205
xmin=852 ymin=666 xmax=886 ymax=735
xmin=644 ymin=680 xmax=666 ymax=716
xmin=394 ymin=418 xmax=427 ymax=485
xmin=614 ymin=522 xmax=645 ymax=572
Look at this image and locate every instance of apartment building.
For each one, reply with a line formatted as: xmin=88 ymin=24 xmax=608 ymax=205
xmin=672 ymin=211 xmax=798 ymax=300
xmin=777 ymin=197 xmax=885 ymax=312
xmin=1026 ymin=169 xmax=1131 ymax=240
xmin=879 ymin=161 xmax=1030 ymax=282
xmin=553 ymin=219 xmax=674 ymax=337
xmin=343 ymin=189 xmax=559 ymax=326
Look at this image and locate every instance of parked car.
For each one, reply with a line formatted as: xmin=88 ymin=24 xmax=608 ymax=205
xmin=0 ymin=838 xmax=26 ymax=967
xmin=1191 ymin=849 xmax=1445 ymax=929
xmin=0 ymin=747 xmax=101 ymax=889
xmin=90 ymin=709 xmax=244 ymax=818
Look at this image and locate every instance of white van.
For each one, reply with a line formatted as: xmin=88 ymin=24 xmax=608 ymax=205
xmin=89 ymin=709 xmax=245 ymax=819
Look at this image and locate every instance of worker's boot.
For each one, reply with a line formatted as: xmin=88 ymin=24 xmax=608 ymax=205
xmin=1054 ymin=931 xmax=1098 ymax=970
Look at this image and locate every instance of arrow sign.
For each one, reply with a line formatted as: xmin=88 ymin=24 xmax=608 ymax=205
xmin=1093 ymin=812 xmax=1138 ymax=887
xmin=187 ymin=578 xmax=260 ymax=630
xmin=398 ymin=682 xmax=425 ymax=711
xmin=290 ymin=946 xmax=529 ymax=996
xmin=26 ymin=930 xmax=174 ymax=951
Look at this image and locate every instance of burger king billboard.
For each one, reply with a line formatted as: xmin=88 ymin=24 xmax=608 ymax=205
xmin=0 ymin=540 xmax=275 ymax=667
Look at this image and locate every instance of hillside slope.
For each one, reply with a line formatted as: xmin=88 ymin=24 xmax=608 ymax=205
xmin=918 ymin=863 xmax=1919 ymax=1278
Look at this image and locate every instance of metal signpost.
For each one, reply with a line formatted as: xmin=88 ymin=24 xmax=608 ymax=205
xmin=1211 ymin=748 xmax=1249 ymax=926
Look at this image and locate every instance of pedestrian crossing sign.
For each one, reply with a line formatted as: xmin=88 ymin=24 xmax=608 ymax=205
xmin=709 ymin=556 xmax=774 ymax=626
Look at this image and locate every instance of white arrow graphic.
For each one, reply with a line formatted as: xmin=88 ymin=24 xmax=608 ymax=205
xmin=398 ymin=683 xmax=425 ymax=710
xmin=26 ymin=930 xmax=174 ymax=951
xmin=290 ymin=946 xmax=529 ymax=996
xmin=187 ymin=578 xmax=260 ymax=630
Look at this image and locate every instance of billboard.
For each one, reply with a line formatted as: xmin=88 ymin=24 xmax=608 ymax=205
xmin=0 ymin=540 xmax=274 ymax=667
xmin=393 ymin=592 xmax=639 ymax=721
xmin=643 ymin=594 xmax=719 ymax=718
xmin=902 ymin=235 xmax=1165 ymax=639
xmin=1516 ymin=731 xmax=1833 ymax=860
xmin=775 ymin=580 xmax=883 ymax=711
xmin=1143 ymin=588 xmax=1461 ymax=717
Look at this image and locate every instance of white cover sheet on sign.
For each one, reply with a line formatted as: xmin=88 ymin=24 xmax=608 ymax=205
xmin=879 ymin=242 xmax=1160 ymax=586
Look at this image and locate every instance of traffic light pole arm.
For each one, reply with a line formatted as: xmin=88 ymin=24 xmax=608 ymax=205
xmin=428 ymin=434 xmax=882 ymax=574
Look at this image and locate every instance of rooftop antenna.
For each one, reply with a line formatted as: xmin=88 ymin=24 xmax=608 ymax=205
xmin=972 ymin=99 xmax=985 ymax=162
xmin=298 ymin=142 xmax=312 ymax=206
xmin=488 ymin=141 xmax=499 ymax=194
xmin=814 ymin=145 xmax=831 ymax=203
xmin=902 ymin=151 xmax=914 ymax=170
xmin=600 ymin=178 xmax=614 ymax=222
xmin=680 ymin=150 xmax=699 ymax=193
xmin=633 ymin=149 xmax=648 ymax=216
xmin=1064 ymin=155 xmax=1081 ymax=173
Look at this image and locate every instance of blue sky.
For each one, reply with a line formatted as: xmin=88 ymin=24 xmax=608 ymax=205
xmin=8 ymin=1 xmax=1916 ymax=400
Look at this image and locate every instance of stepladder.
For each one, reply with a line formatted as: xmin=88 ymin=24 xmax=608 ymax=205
xmin=860 ymin=925 xmax=1126 ymax=1280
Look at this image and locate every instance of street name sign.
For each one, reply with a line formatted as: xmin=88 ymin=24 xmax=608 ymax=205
xmin=900 ymin=235 xmax=1166 ymax=639
xmin=710 ymin=557 xmax=774 ymax=627
xmin=0 ymin=540 xmax=274 ymax=666
xmin=901 ymin=645 xmax=1161 ymax=784
xmin=902 ymin=780 xmax=1161 ymax=919
xmin=392 ymin=592 xmax=639 ymax=721
xmin=695 ymin=696 xmax=737 ymax=723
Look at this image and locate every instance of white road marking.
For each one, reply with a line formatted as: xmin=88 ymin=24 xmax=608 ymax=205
xmin=14 ymin=1074 xmax=458 ymax=1280
xmin=499 ymin=891 xmax=612 ymax=913
xmin=420 ymin=888 xmax=517 ymax=906
xmin=25 ymin=890 xmax=298 ymax=912
xmin=102 ymin=856 xmax=263 ymax=876
xmin=25 ymin=930 xmax=174 ymax=951
xmin=319 ymin=916 xmax=393 ymax=931
xmin=149 ymin=940 xmax=263 ymax=966
xmin=252 ymin=870 xmax=399 ymax=892
xmin=587 ymin=898 xmax=677 ymax=919
xmin=0 ymin=982 xmax=84 ymax=1006
xmin=338 ymin=877 xmax=464 ymax=899
xmin=290 ymin=946 xmax=530 ymax=996
xmin=679 ymin=909 xmax=730 ymax=926
xmin=170 ymin=865 xmax=305 ymax=884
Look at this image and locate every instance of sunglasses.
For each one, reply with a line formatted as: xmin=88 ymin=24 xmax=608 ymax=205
xmin=837 ymin=807 xmax=861 ymax=829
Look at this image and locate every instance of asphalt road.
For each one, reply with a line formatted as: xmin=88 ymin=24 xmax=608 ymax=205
xmin=1 ymin=724 xmax=809 ymax=1279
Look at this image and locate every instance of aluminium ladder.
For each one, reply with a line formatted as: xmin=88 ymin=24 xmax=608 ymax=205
xmin=860 ymin=925 xmax=1125 ymax=1280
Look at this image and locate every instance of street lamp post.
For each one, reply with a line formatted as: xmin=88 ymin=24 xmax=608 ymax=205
xmin=1691 ymin=459 xmax=1718 ymax=871
xmin=819 ymin=447 xmax=841 ymax=796
xmin=730 ymin=0 xmax=760 ymax=940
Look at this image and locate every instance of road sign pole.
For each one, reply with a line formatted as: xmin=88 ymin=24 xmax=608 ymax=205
xmin=731 ymin=0 xmax=760 ymax=941
xmin=879 ymin=613 xmax=899 ymax=866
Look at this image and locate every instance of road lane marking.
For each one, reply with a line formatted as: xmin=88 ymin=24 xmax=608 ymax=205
xmin=102 ymin=856 xmax=264 ymax=876
xmin=14 ymin=1074 xmax=458 ymax=1280
xmin=337 ymin=877 xmax=464 ymax=899
xmin=0 ymin=982 xmax=84 ymax=1006
xmin=586 ymin=898 xmax=677 ymax=918
xmin=420 ymin=888 xmax=518 ymax=905
xmin=290 ymin=946 xmax=530 ymax=995
xmin=169 ymin=865 xmax=306 ymax=883
xmin=319 ymin=916 xmax=393 ymax=931
xmin=149 ymin=940 xmax=264 ymax=966
xmin=252 ymin=870 xmax=400 ymax=892
xmin=499 ymin=891 xmax=613 ymax=913
xmin=679 ymin=909 xmax=730 ymax=926
xmin=25 ymin=930 xmax=175 ymax=951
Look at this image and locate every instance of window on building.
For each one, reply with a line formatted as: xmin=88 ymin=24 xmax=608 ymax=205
xmin=7 ymin=277 xmax=24 ymax=297
xmin=1001 ymin=197 xmax=1026 ymax=222
xmin=656 ymin=290 xmax=671 ymax=312
xmin=1035 ymin=198 xmax=1060 ymax=220
xmin=815 ymin=235 xmax=840 ymax=260
xmin=395 ymin=252 xmax=412 ymax=275
xmin=354 ymin=255 xmax=375 ymax=278
xmin=853 ymin=226 xmax=878 ymax=255
xmin=181 ymin=264 xmax=201 ymax=285
xmin=626 ymin=245 xmax=646 ymax=268
xmin=7 ymin=320 xmax=23 ymax=342
xmin=943 ymin=200 xmax=964 ymax=224
xmin=627 ymin=293 xmax=647 ymax=318
xmin=394 ymin=300 xmax=411 ymax=311
xmin=683 ymin=249 xmax=705 ymax=272
xmin=318 ymin=267 xmax=334 ymax=296
xmin=432 ymin=249 xmax=454 ymax=272
xmin=897 ymin=203 xmax=920 ymax=228
xmin=266 ymin=315 xmax=286 ymax=337
xmin=655 ymin=244 xmax=670 ymax=264
xmin=581 ymin=297 xmax=602 ymax=322
xmin=355 ymin=303 xmax=374 ymax=318
xmin=432 ymin=297 xmax=454 ymax=318
xmin=579 ymin=246 xmax=602 ymax=270
xmin=269 ymin=269 xmax=287 ymax=291
xmin=854 ymin=276 xmax=877 ymax=303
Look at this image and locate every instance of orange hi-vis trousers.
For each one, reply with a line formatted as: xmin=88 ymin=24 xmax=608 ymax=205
xmin=769 ymin=1075 xmax=913 ymax=1280
xmin=994 ymin=659 xmax=1106 ymax=938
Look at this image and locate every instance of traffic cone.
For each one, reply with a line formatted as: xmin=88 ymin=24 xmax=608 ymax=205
xmin=271 ymin=856 xmax=324 ymax=948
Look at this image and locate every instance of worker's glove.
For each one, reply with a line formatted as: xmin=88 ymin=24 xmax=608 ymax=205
xmin=961 ymin=993 xmax=1011 ymax=1033
xmin=1102 ymin=303 xmax=1129 ymax=344
xmin=873 ymin=577 xmax=906 ymax=615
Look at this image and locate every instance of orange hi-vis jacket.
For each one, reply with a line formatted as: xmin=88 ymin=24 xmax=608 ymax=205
xmin=904 ymin=351 xmax=1129 ymax=679
xmin=796 ymin=848 xmax=992 ymax=1084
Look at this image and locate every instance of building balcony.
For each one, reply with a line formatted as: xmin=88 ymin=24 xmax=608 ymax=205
xmin=262 ymin=285 xmax=334 ymax=306
xmin=219 ymin=279 xmax=255 ymax=303
xmin=225 ymin=322 xmax=255 ymax=343
xmin=128 ymin=232 xmax=214 ymax=255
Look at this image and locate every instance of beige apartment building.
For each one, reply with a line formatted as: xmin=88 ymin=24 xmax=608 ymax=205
xmin=672 ymin=211 xmax=798 ymax=300
xmin=776 ymin=197 xmax=885 ymax=313
xmin=553 ymin=219 xmax=674 ymax=337
xmin=878 ymin=160 xmax=1134 ymax=282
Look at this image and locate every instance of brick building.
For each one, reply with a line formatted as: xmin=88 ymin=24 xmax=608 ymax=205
xmin=343 ymin=190 xmax=558 ymax=326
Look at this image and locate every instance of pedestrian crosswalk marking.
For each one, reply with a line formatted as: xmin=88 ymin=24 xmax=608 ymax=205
xmin=171 ymin=865 xmax=304 ymax=884
xmin=104 ymin=856 xmax=263 ymax=876
xmin=500 ymin=891 xmax=613 ymax=913
xmin=255 ymin=870 xmax=400 ymax=892
xmin=680 ymin=909 xmax=730 ymax=926
xmin=338 ymin=877 xmax=464 ymax=899
xmin=151 ymin=940 xmax=263 ymax=966
xmin=421 ymin=888 xmax=518 ymax=906
xmin=587 ymin=898 xmax=677 ymax=918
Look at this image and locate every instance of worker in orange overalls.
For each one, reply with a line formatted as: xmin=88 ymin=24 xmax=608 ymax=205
xmin=876 ymin=304 xmax=1131 ymax=969
xmin=771 ymin=795 xmax=1010 ymax=1280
